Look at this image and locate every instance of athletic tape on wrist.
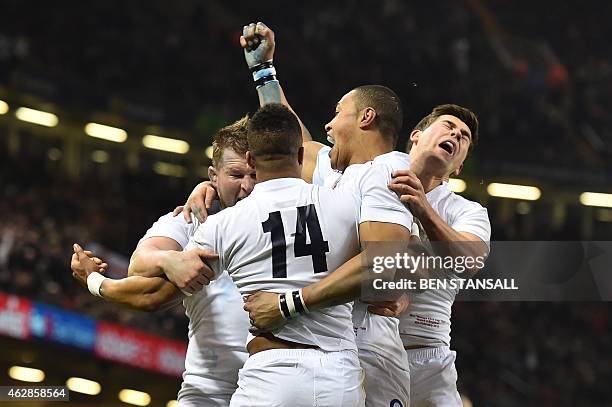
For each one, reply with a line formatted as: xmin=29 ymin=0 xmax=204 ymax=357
xmin=253 ymin=66 xmax=277 ymax=82
xmin=249 ymin=60 xmax=274 ymax=73
xmin=255 ymin=77 xmax=278 ymax=89
xmin=410 ymin=221 xmax=420 ymax=238
xmin=293 ymin=289 xmax=309 ymax=314
xmin=87 ymin=272 xmax=106 ymax=298
xmin=285 ymin=290 xmax=299 ymax=318
xmin=279 ymin=293 xmax=291 ymax=320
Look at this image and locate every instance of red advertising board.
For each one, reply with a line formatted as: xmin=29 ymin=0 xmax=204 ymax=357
xmin=95 ymin=321 xmax=187 ymax=377
xmin=0 ymin=292 xmax=32 ymax=340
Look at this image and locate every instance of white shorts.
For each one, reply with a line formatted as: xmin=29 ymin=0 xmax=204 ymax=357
xmin=230 ymin=348 xmax=365 ymax=407
xmin=404 ymin=346 xmax=461 ymax=407
xmin=358 ymin=349 xmax=410 ymax=407
xmin=178 ymin=394 xmax=231 ymax=406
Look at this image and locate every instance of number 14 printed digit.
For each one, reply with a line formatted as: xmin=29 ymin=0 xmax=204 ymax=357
xmin=262 ymin=204 xmax=330 ymax=278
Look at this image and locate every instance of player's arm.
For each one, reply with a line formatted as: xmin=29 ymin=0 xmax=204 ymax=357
xmin=244 ymin=221 xmax=412 ymax=330
xmin=241 ymin=22 xmax=326 ymax=183
xmin=241 ymin=22 xmax=313 ymax=143
xmin=389 ymin=170 xmax=490 ymax=276
xmin=128 ymin=236 xmax=217 ymax=291
xmin=71 ymin=244 xmax=183 ymax=311
xmin=99 ymin=276 xmax=183 ymax=312
xmin=302 ymin=221 xmax=412 ymax=308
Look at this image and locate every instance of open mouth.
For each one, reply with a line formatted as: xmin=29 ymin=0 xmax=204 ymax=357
xmin=439 ymin=140 xmax=455 ymax=156
xmin=327 ymin=135 xmax=335 ymax=145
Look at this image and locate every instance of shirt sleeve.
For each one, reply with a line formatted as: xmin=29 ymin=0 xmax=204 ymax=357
xmin=187 ymin=214 xmax=224 ymax=279
xmin=448 ymin=198 xmax=491 ymax=247
xmin=358 ymin=164 xmax=413 ymax=230
xmin=138 ymin=212 xmax=197 ymax=249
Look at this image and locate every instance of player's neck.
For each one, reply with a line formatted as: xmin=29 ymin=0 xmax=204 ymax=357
xmin=348 ymin=132 xmax=393 ymax=166
xmin=409 ymin=154 xmax=445 ymax=193
xmin=255 ymin=168 xmax=302 ymax=183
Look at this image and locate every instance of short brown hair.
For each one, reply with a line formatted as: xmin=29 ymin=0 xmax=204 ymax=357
xmin=212 ymin=115 xmax=249 ymax=168
xmin=352 ymin=85 xmax=403 ymax=146
xmin=406 ymin=104 xmax=479 ymax=152
xmin=247 ymin=104 xmax=301 ymax=166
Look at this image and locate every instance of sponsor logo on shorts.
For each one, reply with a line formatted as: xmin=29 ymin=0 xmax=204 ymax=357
xmin=390 ymin=399 xmax=403 ymax=407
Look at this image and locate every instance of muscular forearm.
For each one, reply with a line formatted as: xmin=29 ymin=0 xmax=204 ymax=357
xmin=301 ymin=254 xmax=362 ymax=310
xmin=257 ymin=80 xmax=312 ymax=142
xmin=128 ymin=249 xmax=173 ymax=278
xmin=100 ymin=276 xmax=182 ymax=311
xmin=418 ymin=207 xmax=488 ymax=275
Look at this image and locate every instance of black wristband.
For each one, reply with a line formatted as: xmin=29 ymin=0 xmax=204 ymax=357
xmin=292 ymin=290 xmax=306 ymax=314
xmin=279 ymin=293 xmax=291 ymax=320
xmin=250 ymin=60 xmax=274 ymax=73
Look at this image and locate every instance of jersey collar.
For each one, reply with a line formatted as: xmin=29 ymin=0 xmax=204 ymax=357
xmin=251 ymin=177 xmax=308 ymax=195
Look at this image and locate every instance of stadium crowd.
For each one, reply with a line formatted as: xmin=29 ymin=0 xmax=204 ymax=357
xmin=0 ymin=0 xmax=610 ymax=175
xmin=0 ymin=150 xmax=191 ymax=339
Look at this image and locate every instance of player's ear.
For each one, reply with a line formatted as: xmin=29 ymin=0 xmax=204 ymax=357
xmin=297 ymin=146 xmax=304 ymax=165
xmin=358 ymin=107 xmax=377 ymax=130
xmin=208 ymin=166 xmax=218 ymax=187
xmin=409 ymin=129 xmax=421 ymax=147
xmin=246 ymin=151 xmax=255 ymax=169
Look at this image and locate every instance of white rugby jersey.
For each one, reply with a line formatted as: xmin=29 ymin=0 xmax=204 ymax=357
xmin=399 ymin=183 xmax=490 ymax=347
xmin=190 ymin=178 xmax=361 ymax=352
xmin=139 ymin=213 xmax=248 ymax=399
xmin=314 ymin=146 xmax=414 ymax=362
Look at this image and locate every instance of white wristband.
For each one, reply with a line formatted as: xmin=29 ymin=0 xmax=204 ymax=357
xmin=285 ymin=290 xmax=298 ymax=318
xmin=87 ymin=272 xmax=106 ymax=298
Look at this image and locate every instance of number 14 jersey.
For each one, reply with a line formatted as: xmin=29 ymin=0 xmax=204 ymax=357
xmin=190 ymin=177 xmax=361 ymax=352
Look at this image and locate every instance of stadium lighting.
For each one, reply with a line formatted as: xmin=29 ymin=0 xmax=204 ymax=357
xmin=118 ymin=389 xmax=151 ymax=406
xmin=91 ymin=150 xmax=109 ymax=164
xmin=448 ymin=178 xmax=466 ymax=193
xmin=8 ymin=366 xmax=45 ymax=383
xmin=15 ymin=107 xmax=58 ymax=127
xmin=486 ymin=183 xmax=541 ymax=201
xmin=153 ymin=161 xmax=187 ymax=178
xmin=166 ymin=401 xmax=178 ymax=407
xmin=66 ymin=377 xmax=101 ymax=395
xmin=579 ymin=192 xmax=612 ymax=208
xmin=85 ymin=122 xmax=127 ymax=143
xmin=0 ymin=100 xmax=8 ymax=114
xmin=205 ymin=146 xmax=214 ymax=159
xmin=142 ymin=135 xmax=190 ymax=154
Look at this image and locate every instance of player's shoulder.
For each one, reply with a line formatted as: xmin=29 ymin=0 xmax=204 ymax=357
xmin=445 ymin=187 xmax=486 ymax=212
xmin=436 ymin=184 xmax=489 ymax=222
xmin=357 ymin=151 xmax=410 ymax=180
xmin=372 ymin=151 xmax=410 ymax=172
xmin=140 ymin=211 xmax=197 ymax=246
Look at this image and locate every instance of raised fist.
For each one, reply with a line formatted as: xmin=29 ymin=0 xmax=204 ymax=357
xmin=240 ymin=22 xmax=275 ymax=69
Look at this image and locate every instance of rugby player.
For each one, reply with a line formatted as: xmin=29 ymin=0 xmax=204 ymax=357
xmin=187 ymin=103 xmax=366 ymax=406
xmin=71 ymin=117 xmax=254 ymax=407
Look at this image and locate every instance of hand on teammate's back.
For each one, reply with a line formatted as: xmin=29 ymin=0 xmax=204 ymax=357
xmin=70 ymin=243 xmax=108 ymax=287
xmin=240 ymin=22 xmax=275 ymax=68
xmin=243 ymin=291 xmax=287 ymax=332
xmin=363 ymin=293 xmax=410 ymax=318
xmin=162 ymin=248 xmax=218 ymax=294
xmin=173 ymin=181 xmax=218 ymax=223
